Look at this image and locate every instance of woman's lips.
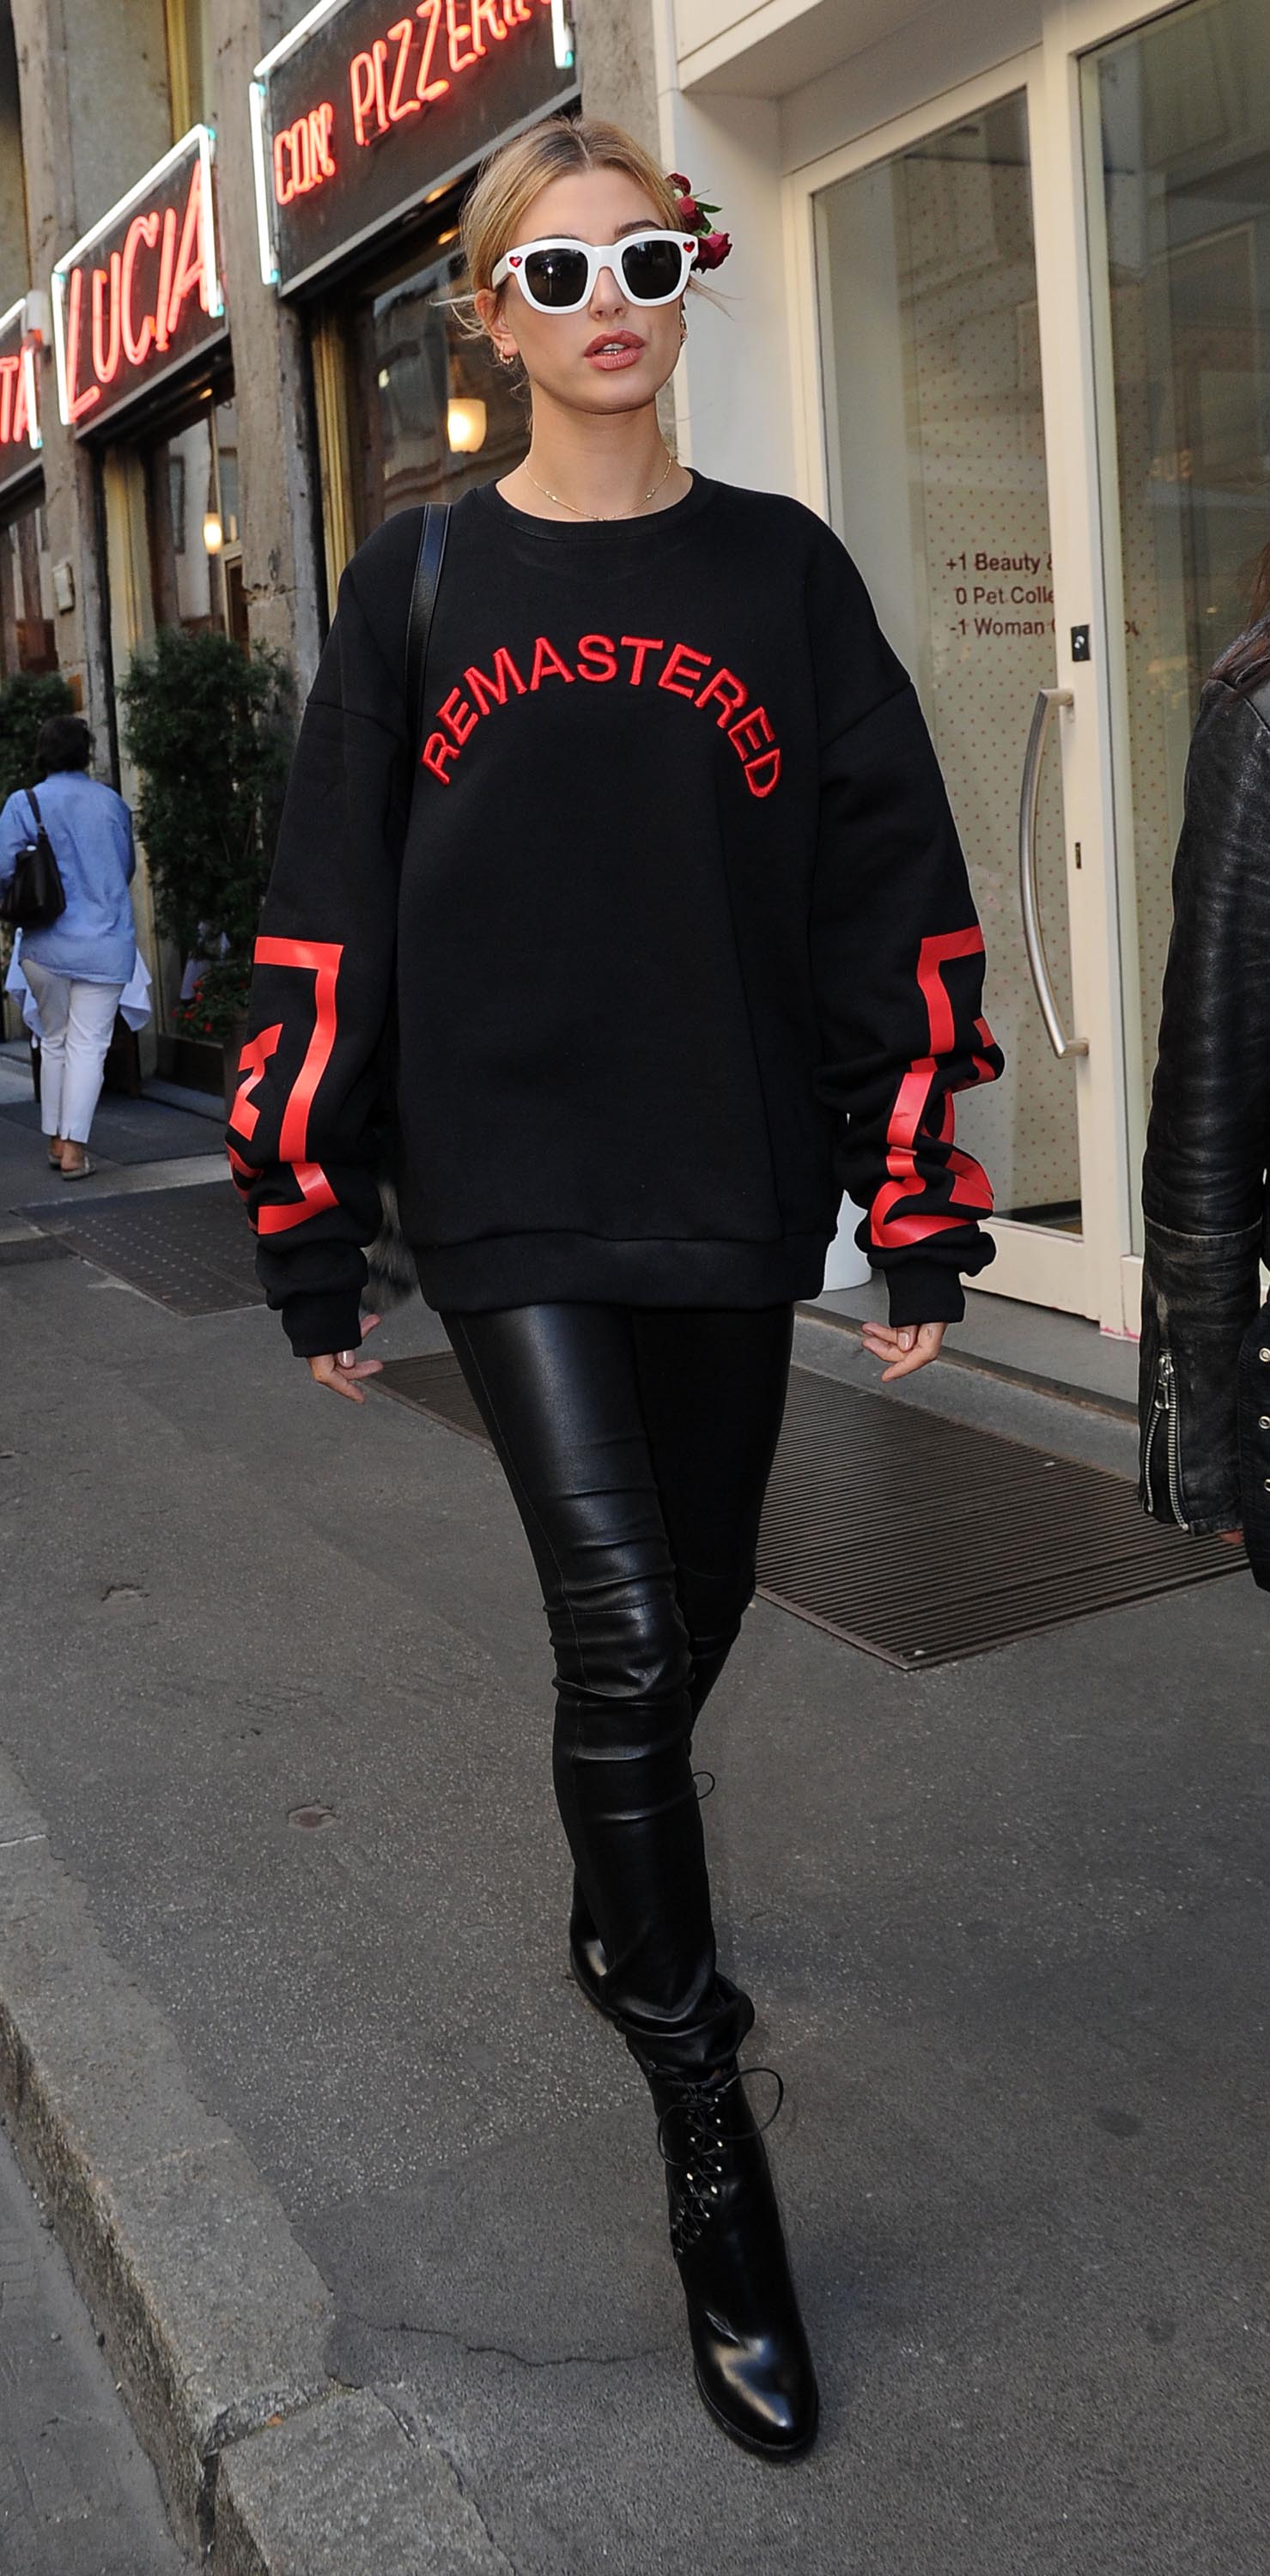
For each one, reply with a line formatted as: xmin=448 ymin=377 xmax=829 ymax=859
xmin=584 ymin=337 xmax=645 ymax=371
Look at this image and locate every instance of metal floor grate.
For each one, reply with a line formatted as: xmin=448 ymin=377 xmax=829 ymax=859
xmin=375 ymin=1350 xmax=1245 ymax=1667
xmin=21 ymin=1181 xmax=263 ymax=1317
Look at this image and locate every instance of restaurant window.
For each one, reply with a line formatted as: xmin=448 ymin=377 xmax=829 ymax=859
xmin=362 ymin=238 xmax=526 ymax=524
xmin=143 ymin=386 xmax=246 ymax=646
xmin=312 ymin=207 xmax=529 ymax=601
xmin=0 ymin=491 xmax=56 ymax=679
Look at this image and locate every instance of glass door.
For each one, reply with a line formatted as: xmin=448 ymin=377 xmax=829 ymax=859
xmin=796 ymin=0 xmax=1270 ymax=1332
xmin=812 ymin=77 xmax=1097 ymax=1315
xmin=1083 ymin=0 xmax=1270 ymax=1315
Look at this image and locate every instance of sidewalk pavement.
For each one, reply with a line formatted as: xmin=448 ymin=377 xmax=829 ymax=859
xmin=0 ymin=1054 xmax=224 ymax=1237
xmin=0 ymin=1097 xmax=1267 ymax=2573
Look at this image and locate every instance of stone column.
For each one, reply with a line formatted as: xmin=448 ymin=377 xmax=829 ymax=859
xmin=9 ymin=0 xmax=171 ymax=744
xmin=206 ymin=0 xmax=325 ymax=695
xmin=571 ymin=0 xmax=662 ymax=149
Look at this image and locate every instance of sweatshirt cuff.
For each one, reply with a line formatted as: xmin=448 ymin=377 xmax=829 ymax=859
xmin=885 ymin=1261 xmax=966 ymax=1328
xmin=277 ymin=1287 xmax=366 ymax=1360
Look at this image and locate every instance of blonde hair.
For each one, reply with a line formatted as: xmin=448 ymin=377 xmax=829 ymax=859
xmin=460 ymin=115 xmax=684 ymax=315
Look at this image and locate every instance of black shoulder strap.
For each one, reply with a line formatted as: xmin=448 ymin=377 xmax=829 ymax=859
xmin=26 ymin=787 xmax=42 ymax=831
xmin=404 ymin=503 xmax=451 ymax=758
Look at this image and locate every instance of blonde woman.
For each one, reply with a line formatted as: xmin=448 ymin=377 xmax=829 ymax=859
xmin=232 ymin=117 xmax=1001 ymax=2459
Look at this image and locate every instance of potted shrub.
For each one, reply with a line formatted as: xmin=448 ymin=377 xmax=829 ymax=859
xmin=0 ymin=668 xmax=76 ymax=804
xmin=118 ymin=628 xmax=292 ymax=1098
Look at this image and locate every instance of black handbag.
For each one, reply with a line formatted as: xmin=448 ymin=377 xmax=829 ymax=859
xmin=1237 ymin=1297 xmax=1270 ymax=1589
xmin=363 ymin=502 xmax=450 ymax=1313
xmin=0 ymin=788 xmax=67 ymax=932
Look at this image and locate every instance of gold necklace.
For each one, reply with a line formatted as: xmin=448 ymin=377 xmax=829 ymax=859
xmin=520 ymin=448 xmax=675 ymax=521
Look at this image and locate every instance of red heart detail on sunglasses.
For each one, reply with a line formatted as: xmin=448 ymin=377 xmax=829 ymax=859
xmin=509 ymin=256 xmax=522 ymax=267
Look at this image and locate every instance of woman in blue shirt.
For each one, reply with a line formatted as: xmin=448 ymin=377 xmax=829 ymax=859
xmin=0 ymin=714 xmax=137 ymax=1176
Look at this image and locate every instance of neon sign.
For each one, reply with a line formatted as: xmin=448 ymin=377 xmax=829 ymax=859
xmin=252 ymin=0 xmax=578 ymax=296
xmin=0 ymin=301 xmax=42 ymax=499
xmin=273 ymin=103 xmax=337 ymax=204
xmin=52 ymin=127 xmax=228 ymax=435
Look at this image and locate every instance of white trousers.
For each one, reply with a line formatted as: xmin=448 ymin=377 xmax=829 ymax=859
xmin=21 ymin=962 xmax=124 ymax=1144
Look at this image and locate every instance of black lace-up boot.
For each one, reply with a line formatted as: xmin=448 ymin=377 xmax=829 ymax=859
xmin=647 ymin=2062 xmax=818 ymax=2460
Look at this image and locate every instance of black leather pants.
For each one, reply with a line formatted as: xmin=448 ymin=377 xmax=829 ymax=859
xmin=441 ymin=1303 xmax=794 ymax=2077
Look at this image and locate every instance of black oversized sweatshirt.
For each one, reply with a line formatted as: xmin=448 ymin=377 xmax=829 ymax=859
xmin=229 ymin=475 xmax=1003 ymax=1357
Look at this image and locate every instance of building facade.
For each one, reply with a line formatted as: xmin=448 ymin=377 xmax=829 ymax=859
xmin=0 ymin=0 xmax=1267 ymax=1340
xmin=653 ymin=0 xmax=1270 ymax=1338
xmin=0 ymin=0 xmax=603 ymax=1087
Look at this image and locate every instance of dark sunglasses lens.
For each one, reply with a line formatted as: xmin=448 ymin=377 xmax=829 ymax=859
xmin=620 ymin=239 xmax=684 ymax=301
xmin=523 ymin=245 xmax=590 ymax=307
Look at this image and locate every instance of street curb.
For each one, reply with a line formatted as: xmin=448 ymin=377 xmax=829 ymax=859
xmin=0 ymin=1750 xmax=511 ymax=2571
xmin=214 ymin=2387 xmax=516 ymax=2574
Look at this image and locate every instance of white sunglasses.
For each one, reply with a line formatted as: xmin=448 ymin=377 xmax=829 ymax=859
xmin=490 ymin=231 xmax=698 ymax=313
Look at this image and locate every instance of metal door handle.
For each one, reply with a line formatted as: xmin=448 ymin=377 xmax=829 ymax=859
xmin=1018 ymin=685 xmax=1087 ymax=1060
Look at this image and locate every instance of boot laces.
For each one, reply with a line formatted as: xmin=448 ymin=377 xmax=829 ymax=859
xmin=656 ymin=2066 xmax=785 ymax=2257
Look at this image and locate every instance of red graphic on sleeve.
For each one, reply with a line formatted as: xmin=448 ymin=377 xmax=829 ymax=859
xmin=871 ymin=928 xmax=997 ymax=1249
xmin=228 ymin=939 xmax=343 ymax=1233
xmin=420 ymin=630 xmax=783 ymax=799
xmin=228 ymin=1023 xmax=282 ymax=1142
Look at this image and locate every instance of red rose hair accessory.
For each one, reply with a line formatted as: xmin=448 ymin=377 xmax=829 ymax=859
xmin=668 ymin=173 xmax=732 ymax=274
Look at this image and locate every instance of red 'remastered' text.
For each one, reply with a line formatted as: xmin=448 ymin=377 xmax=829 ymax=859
xmin=421 ymin=631 xmax=783 ymax=799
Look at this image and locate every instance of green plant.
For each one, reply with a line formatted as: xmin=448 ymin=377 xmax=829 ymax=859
xmin=118 ymin=628 xmax=294 ymax=962
xmin=0 ymin=670 xmax=76 ymax=805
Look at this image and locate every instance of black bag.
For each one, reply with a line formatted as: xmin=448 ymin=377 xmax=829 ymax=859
xmin=1237 ymin=1297 xmax=1270 ymax=1589
xmin=0 ymin=788 xmax=67 ymax=932
xmin=362 ymin=502 xmax=450 ymax=1314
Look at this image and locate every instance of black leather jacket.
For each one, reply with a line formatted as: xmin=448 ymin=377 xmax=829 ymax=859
xmin=1139 ymin=671 xmax=1270 ymax=1583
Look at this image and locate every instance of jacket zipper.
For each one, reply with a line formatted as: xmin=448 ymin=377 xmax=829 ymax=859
xmin=1142 ymin=1350 xmax=1186 ymax=1527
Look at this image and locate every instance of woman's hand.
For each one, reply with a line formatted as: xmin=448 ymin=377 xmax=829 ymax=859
xmin=860 ymin=1319 xmax=946 ymax=1383
xmin=307 ymin=1313 xmax=383 ymax=1404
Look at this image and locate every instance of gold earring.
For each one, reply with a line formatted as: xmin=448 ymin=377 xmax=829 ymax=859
xmin=679 ymin=307 xmax=688 ymax=343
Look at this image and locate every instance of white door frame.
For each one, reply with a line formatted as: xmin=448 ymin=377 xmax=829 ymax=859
xmin=781 ymin=0 xmax=1187 ymax=1335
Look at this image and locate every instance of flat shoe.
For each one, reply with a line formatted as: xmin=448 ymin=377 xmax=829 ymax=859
xmin=60 ymin=1157 xmax=94 ymax=1179
xmin=46 ymin=1151 xmax=63 ymax=1168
